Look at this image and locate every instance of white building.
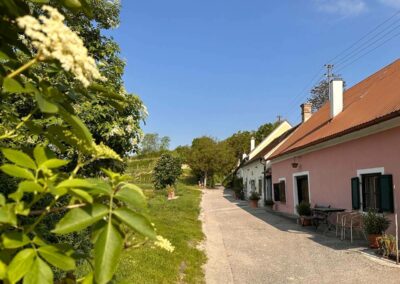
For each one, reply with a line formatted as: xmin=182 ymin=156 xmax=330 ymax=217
xmin=237 ymin=121 xmax=295 ymax=206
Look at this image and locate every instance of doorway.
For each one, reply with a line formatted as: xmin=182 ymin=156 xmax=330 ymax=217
xmin=296 ymin=175 xmax=309 ymax=204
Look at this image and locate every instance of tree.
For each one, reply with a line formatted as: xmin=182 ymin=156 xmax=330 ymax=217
xmin=160 ymin=136 xmax=171 ymax=151
xmin=308 ymin=76 xmax=346 ymax=112
xmin=225 ymin=131 xmax=253 ymax=159
xmin=140 ymin=133 xmax=160 ymax=154
xmin=153 ymin=153 xmax=182 ymax=189
xmin=254 ymin=122 xmax=278 ymax=144
xmin=174 ymin=145 xmax=191 ymax=164
xmin=187 ymin=137 xmax=218 ymax=187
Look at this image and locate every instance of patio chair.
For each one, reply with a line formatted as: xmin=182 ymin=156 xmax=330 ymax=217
xmin=335 ymin=211 xmax=353 ymax=238
xmin=342 ymin=212 xmax=366 ymax=243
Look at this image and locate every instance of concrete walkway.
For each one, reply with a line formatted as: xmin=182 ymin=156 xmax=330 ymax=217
xmin=201 ymin=187 xmax=400 ymax=284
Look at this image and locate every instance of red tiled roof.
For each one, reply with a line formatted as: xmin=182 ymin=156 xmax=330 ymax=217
xmin=271 ymin=59 xmax=400 ymax=159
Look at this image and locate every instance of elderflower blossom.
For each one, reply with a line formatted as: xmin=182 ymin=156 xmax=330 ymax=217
xmin=16 ymin=5 xmax=106 ymax=87
xmin=154 ymin=235 xmax=175 ymax=253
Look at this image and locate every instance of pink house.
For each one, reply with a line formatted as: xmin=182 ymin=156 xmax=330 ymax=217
xmin=269 ymin=60 xmax=400 ymax=234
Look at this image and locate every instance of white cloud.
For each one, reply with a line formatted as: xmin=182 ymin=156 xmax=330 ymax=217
xmin=314 ymin=0 xmax=368 ymax=16
xmin=378 ymin=0 xmax=400 ymax=8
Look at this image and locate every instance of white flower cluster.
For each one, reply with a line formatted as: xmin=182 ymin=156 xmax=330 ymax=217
xmin=16 ymin=5 xmax=106 ymax=87
xmin=154 ymin=235 xmax=175 ymax=253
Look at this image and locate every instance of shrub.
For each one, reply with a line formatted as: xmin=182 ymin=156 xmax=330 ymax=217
xmin=296 ymin=201 xmax=312 ymax=216
xmin=153 ymin=153 xmax=182 ymax=189
xmin=249 ymin=191 xmax=261 ymax=201
xmin=363 ymin=210 xmax=391 ymax=235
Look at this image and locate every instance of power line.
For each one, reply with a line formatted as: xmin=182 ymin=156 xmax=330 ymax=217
xmin=328 ymin=9 xmax=400 ymax=64
xmin=337 ymin=29 xmax=400 ymax=72
xmin=334 ymin=20 xmax=400 ymax=68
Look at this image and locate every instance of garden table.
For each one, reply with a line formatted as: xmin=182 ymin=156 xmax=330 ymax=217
xmin=312 ymin=207 xmax=345 ymax=233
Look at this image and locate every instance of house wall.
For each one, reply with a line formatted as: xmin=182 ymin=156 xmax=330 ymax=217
xmin=241 ymin=161 xmax=265 ymax=206
xmin=271 ymin=126 xmax=400 ymax=234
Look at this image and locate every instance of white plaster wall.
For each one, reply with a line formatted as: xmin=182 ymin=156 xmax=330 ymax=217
xmin=241 ymin=161 xmax=265 ymax=206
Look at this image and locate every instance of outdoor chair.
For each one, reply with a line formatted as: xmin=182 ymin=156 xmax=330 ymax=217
xmin=342 ymin=212 xmax=366 ymax=243
xmin=336 ymin=211 xmax=351 ymax=238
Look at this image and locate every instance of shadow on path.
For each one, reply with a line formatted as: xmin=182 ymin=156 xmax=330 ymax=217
xmin=221 ymin=187 xmax=368 ymax=252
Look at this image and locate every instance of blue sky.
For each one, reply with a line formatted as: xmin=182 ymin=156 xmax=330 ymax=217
xmin=108 ymin=0 xmax=400 ymax=148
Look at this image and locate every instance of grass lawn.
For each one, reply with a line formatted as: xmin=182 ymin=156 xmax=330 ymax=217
xmin=116 ymin=181 xmax=206 ymax=283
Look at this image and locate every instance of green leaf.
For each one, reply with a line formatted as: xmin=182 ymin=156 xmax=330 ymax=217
xmin=28 ymin=0 xmax=50 ymax=3
xmin=1 ymin=148 xmax=36 ymax=170
xmin=2 ymin=231 xmax=30 ymax=249
xmin=23 ymin=257 xmax=53 ymax=284
xmin=58 ymin=107 xmax=93 ymax=147
xmin=18 ymin=181 xmax=44 ymax=193
xmin=9 ymin=189 xmax=23 ymax=202
xmin=115 ymin=184 xmax=146 ymax=209
xmin=33 ymin=145 xmax=48 ymax=166
xmin=63 ymin=0 xmax=82 ymax=8
xmin=52 ymin=204 xmax=108 ymax=234
xmin=0 ymin=194 xmax=5 ymax=206
xmin=35 ymin=93 xmax=59 ymax=113
xmin=70 ymin=188 xmax=93 ymax=203
xmin=38 ymin=245 xmax=76 ymax=271
xmin=7 ymin=248 xmax=35 ymax=283
xmin=0 ymin=204 xmax=17 ymax=226
xmin=0 ymin=260 xmax=6 ymax=280
xmin=0 ymin=164 xmax=34 ymax=180
xmin=113 ymin=208 xmax=156 ymax=240
xmin=81 ymin=272 xmax=94 ymax=284
xmin=56 ymin=178 xmax=97 ymax=189
xmin=94 ymin=221 xmax=123 ymax=284
xmin=40 ymin=159 xmax=69 ymax=169
xmin=2 ymin=78 xmax=25 ymax=93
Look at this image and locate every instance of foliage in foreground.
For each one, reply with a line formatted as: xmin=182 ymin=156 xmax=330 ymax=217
xmin=0 ymin=2 xmax=169 ymax=283
xmin=153 ymin=153 xmax=182 ymax=190
xmin=116 ymin=182 xmax=206 ymax=283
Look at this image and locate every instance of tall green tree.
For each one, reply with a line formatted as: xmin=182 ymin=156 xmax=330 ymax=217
xmin=153 ymin=153 xmax=182 ymax=189
xmin=187 ymin=137 xmax=218 ymax=187
xmin=254 ymin=122 xmax=278 ymax=144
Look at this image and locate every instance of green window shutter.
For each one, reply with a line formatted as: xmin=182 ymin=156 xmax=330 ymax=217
xmin=273 ymin=183 xmax=280 ymax=201
xmin=351 ymin=177 xmax=360 ymax=210
xmin=279 ymin=181 xmax=286 ymax=203
xmin=379 ymin=174 xmax=394 ymax=213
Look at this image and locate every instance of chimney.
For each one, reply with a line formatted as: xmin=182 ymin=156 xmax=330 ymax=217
xmin=329 ymin=78 xmax=344 ymax=118
xmin=301 ymin=103 xmax=312 ymax=123
xmin=250 ymin=137 xmax=256 ymax=151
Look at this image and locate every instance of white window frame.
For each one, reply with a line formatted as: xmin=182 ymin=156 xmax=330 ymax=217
xmin=356 ymin=167 xmax=384 ymax=212
xmin=292 ymin=171 xmax=311 ymax=214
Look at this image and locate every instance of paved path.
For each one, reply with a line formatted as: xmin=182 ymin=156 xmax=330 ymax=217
xmin=201 ymin=188 xmax=400 ymax=284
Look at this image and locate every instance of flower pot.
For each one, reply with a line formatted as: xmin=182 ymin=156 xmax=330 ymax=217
xmin=368 ymin=234 xmax=381 ymax=248
xmin=300 ymin=216 xmax=312 ymax=226
xmin=168 ymin=191 xmax=175 ymax=200
xmin=249 ymin=200 xmax=259 ymax=208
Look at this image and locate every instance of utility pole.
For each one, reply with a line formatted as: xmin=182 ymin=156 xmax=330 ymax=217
xmin=277 ymin=115 xmax=282 ymax=123
xmin=325 ymin=64 xmax=334 ymax=100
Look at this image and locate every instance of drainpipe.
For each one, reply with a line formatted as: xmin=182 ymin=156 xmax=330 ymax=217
xmin=259 ymin=157 xmax=267 ymax=203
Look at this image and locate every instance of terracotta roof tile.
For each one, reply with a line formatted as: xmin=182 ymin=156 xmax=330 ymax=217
xmin=271 ymin=59 xmax=400 ymax=158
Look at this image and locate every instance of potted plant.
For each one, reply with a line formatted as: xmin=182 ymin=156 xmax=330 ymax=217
xmin=296 ymin=201 xmax=312 ymax=226
xmin=377 ymin=234 xmax=396 ymax=258
xmin=363 ymin=210 xmax=390 ymax=248
xmin=167 ymin=185 xmax=175 ymax=200
xmin=249 ymin=191 xmax=261 ymax=208
xmin=264 ymin=199 xmax=274 ymax=209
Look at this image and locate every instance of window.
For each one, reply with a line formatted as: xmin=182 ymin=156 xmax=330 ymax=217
xmin=258 ymin=179 xmax=262 ymax=195
xmin=351 ymin=174 xmax=394 ymax=213
xmin=362 ymin=173 xmax=381 ymax=211
xmin=279 ymin=180 xmax=286 ymax=203
xmin=273 ymin=183 xmax=280 ymax=201
xmin=273 ymin=180 xmax=286 ymax=203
